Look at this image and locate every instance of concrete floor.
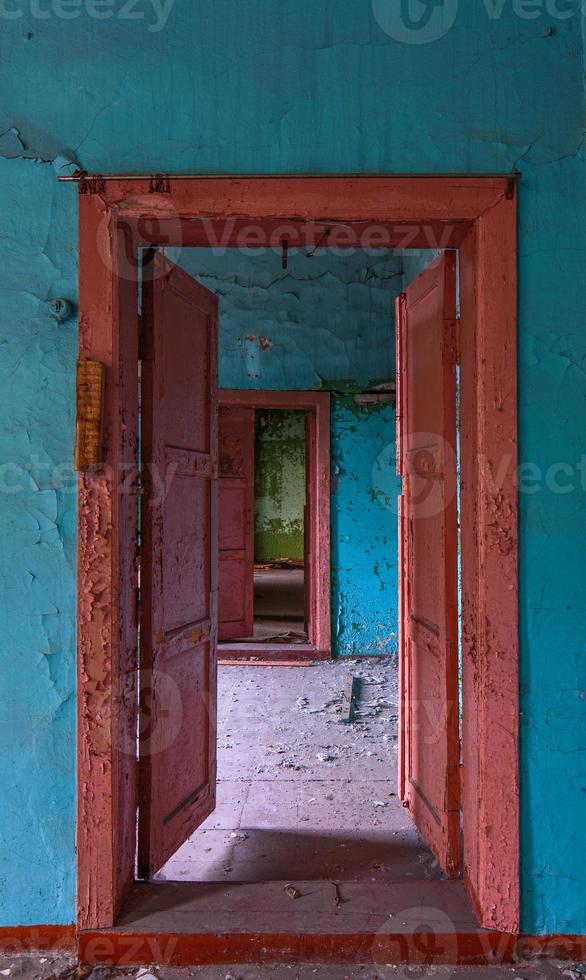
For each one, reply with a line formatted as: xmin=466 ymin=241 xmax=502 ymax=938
xmin=3 ymin=665 xmax=576 ymax=979
xmin=0 ymin=955 xmax=573 ymax=979
xmin=156 ymin=658 xmax=441 ymax=884
xmin=230 ymin=568 xmax=308 ymax=644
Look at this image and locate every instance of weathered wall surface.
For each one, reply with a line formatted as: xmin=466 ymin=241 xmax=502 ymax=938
xmin=0 ymin=160 xmax=77 ymax=926
xmin=0 ymin=0 xmax=584 ymax=933
xmin=178 ymin=249 xmax=400 ymax=389
xmin=254 ymin=409 xmax=306 ymax=561
xmin=331 ymin=398 xmax=400 ymax=657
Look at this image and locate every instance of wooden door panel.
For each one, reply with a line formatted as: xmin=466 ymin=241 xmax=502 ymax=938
xmin=162 ymin=456 xmax=211 ymax=630
xmin=396 ymin=252 xmax=460 ymax=878
xmin=219 ymin=483 xmax=248 ymax=552
xmin=218 ymin=407 xmax=255 ymax=640
xmin=139 ymin=252 xmax=218 ymax=878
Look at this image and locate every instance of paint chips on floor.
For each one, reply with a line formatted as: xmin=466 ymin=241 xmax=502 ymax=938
xmin=155 ymin=658 xmax=440 ymax=885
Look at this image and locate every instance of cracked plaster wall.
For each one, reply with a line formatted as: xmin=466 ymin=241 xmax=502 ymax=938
xmin=0 ymin=159 xmax=77 ymax=925
xmin=331 ymin=398 xmax=401 ymax=657
xmin=0 ymin=0 xmax=584 ymax=934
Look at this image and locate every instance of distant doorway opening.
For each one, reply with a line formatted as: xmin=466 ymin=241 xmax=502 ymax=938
xmin=217 ymin=389 xmax=331 ymax=661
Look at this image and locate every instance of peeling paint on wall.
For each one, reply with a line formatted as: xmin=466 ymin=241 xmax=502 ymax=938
xmin=331 ymin=396 xmax=400 ymax=658
xmin=178 ymin=248 xmax=401 ymax=389
xmin=0 ymin=158 xmax=77 ymax=926
xmin=254 ymin=409 xmax=306 ymax=561
xmin=0 ymin=0 xmax=585 ymax=933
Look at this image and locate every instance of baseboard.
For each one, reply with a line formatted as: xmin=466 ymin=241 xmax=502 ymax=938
xmin=0 ymin=925 xmax=76 ymax=954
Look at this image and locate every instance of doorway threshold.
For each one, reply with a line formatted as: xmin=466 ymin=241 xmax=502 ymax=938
xmin=78 ymin=879 xmax=513 ymax=967
xmin=218 ymin=642 xmax=322 ymax=661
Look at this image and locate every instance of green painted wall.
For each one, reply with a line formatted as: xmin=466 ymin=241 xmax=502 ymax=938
xmin=254 ymin=410 xmax=306 ymax=561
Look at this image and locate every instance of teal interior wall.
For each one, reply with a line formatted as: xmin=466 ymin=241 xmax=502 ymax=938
xmin=178 ymin=248 xmax=400 ymax=389
xmin=178 ymin=248 xmax=401 ymax=657
xmin=254 ymin=409 xmax=306 ymax=561
xmin=0 ymin=161 xmax=77 ymax=926
xmin=0 ymin=0 xmax=584 ymax=934
xmin=331 ymin=398 xmax=400 ymax=657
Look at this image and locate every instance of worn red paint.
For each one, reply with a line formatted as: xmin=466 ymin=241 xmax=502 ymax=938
xmin=459 ymin=203 xmax=519 ymax=932
xmin=77 ymin=176 xmax=518 ymax=934
xmin=396 ymin=253 xmax=461 ymax=877
xmin=76 ymin=929 xmax=586 ymax=967
xmin=138 ymin=254 xmax=219 ymax=877
xmin=78 ymin=930 xmax=518 ymax=967
xmin=218 ymin=406 xmax=255 ymax=641
xmin=77 ymin=207 xmax=141 ymax=929
xmin=0 ymin=926 xmax=76 ymax=955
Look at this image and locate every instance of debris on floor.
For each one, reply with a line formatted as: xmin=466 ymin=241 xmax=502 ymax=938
xmin=155 ymin=657 xmax=440 ymax=885
xmin=254 ymin=559 xmax=305 ymax=570
xmin=0 ymin=957 xmax=575 ymax=980
xmin=257 ymin=631 xmax=308 ymax=644
xmin=339 ymin=673 xmax=361 ymax=724
xmin=283 ymin=884 xmax=302 ymax=899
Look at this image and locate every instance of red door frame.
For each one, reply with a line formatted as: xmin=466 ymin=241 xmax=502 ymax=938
xmin=76 ymin=175 xmax=518 ymax=935
xmin=218 ymin=389 xmax=331 ymax=660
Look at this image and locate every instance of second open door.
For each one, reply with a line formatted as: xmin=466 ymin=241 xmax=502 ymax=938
xmin=396 ymin=252 xmax=461 ymax=878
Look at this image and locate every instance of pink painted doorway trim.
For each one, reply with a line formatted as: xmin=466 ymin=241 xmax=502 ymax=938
xmin=76 ymin=175 xmax=518 ymax=936
xmin=218 ymin=389 xmax=331 ymax=660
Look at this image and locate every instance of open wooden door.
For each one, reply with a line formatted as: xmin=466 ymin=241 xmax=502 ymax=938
xmin=138 ymin=252 xmax=218 ymax=877
xmin=396 ymin=252 xmax=461 ymax=877
xmin=218 ymin=406 xmax=255 ymax=641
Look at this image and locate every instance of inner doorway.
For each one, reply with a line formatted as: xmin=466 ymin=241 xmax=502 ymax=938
xmin=217 ymin=391 xmax=330 ymax=659
xmin=241 ymin=408 xmax=307 ymax=644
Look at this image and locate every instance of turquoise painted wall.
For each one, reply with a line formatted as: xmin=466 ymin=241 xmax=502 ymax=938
xmin=0 ymin=0 xmax=584 ymax=934
xmin=254 ymin=410 xmax=306 ymax=561
xmin=178 ymin=248 xmax=400 ymax=389
xmin=0 ymin=162 xmax=77 ymax=926
xmin=331 ymin=398 xmax=400 ymax=657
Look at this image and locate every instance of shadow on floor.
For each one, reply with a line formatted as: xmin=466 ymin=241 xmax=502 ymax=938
xmin=156 ymin=828 xmax=440 ymax=884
